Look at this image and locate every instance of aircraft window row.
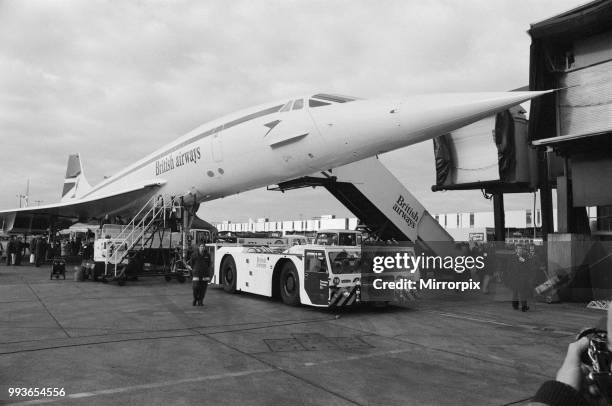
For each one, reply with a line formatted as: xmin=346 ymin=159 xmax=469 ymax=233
xmin=125 ymin=103 xmax=284 ymax=181
xmin=96 ymin=93 xmax=356 ymax=192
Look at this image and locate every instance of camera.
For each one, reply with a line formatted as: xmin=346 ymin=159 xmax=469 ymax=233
xmin=577 ymin=328 xmax=612 ymax=405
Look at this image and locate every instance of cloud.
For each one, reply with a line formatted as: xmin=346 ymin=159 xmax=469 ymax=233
xmin=0 ymin=0 xmax=580 ymax=220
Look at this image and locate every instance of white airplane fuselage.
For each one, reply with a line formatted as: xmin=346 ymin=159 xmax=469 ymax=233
xmin=77 ymin=91 xmax=549 ymax=215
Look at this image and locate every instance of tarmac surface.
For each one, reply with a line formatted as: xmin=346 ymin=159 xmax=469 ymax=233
xmin=0 ymin=263 xmax=605 ymax=406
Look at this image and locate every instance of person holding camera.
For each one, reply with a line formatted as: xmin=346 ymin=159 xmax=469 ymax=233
xmin=529 ymin=306 xmax=611 ymax=406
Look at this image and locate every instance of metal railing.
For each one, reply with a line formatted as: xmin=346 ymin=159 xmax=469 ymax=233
xmin=104 ymin=195 xmax=178 ymax=277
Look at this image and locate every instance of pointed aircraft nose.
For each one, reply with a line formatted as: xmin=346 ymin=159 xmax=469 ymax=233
xmin=394 ymin=90 xmax=552 ymax=145
xmin=305 ymin=90 xmax=553 ymax=171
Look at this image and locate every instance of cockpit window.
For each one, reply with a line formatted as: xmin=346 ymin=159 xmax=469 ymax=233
xmin=279 ymin=101 xmax=292 ymax=112
xmin=292 ymin=99 xmax=303 ymax=110
xmin=312 ymin=94 xmax=356 ymax=103
xmin=309 ymin=99 xmax=331 ymax=108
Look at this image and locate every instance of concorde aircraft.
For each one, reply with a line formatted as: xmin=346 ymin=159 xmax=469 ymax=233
xmin=0 ymin=91 xmax=551 ymax=231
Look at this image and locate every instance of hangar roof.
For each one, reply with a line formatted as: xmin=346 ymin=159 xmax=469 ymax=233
xmin=529 ymin=0 xmax=612 ymax=40
xmin=527 ymin=0 xmax=612 ymax=145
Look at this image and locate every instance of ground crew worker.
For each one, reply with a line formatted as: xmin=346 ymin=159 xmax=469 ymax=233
xmin=47 ymin=240 xmax=57 ymax=259
xmin=35 ymin=238 xmax=47 ymax=267
xmin=6 ymin=236 xmax=14 ymax=265
xmin=509 ymin=244 xmax=531 ymax=312
xmin=30 ymin=237 xmax=38 ymax=264
xmin=82 ymin=239 xmax=93 ymax=260
xmin=189 ymin=243 xmax=211 ymax=306
xmin=15 ymin=236 xmax=25 ymax=265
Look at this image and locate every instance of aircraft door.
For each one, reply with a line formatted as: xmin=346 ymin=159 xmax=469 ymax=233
xmin=211 ymin=130 xmax=223 ymax=162
xmin=303 ymin=250 xmax=329 ymax=305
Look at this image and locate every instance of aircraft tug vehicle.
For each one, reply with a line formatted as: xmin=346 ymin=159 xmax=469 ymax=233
xmin=210 ymin=242 xmax=366 ymax=307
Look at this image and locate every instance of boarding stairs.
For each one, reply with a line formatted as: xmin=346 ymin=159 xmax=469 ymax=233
xmin=271 ymin=156 xmax=456 ymax=257
xmin=104 ymin=195 xmax=182 ymax=279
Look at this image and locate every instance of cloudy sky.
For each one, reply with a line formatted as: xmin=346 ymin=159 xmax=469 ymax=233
xmin=0 ymin=0 xmax=580 ymax=222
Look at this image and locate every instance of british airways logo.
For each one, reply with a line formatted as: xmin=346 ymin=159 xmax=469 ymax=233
xmin=155 ymin=146 xmax=201 ymax=176
xmin=392 ymin=195 xmax=420 ymax=229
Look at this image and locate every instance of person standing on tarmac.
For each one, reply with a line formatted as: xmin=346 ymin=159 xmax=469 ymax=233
xmin=14 ymin=236 xmax=24 ymax=266
xmin=30 ymin=237 xmax=38 ymax=264
xmin=509 ymin=244 xmax=531 ymax=312
xmin=6 ymin=236 xmax=15 ymax=266
xmin=35 ymin=237 xmax=47 ymax=267
xmin=189 ymin=243 xmax=212 ymax=306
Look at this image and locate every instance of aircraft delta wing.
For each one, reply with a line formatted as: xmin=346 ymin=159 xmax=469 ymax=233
xmin=0 ymin=181 xmax=166 ymax=232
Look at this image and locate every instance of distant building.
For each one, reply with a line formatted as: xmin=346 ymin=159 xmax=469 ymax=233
xmin=216 ymin=215 xmax=359 ymax=235
xmin=215 ymin=208 xmax=609 ymax=241
xmin=433 ymin=209 xmax=554 ymax=242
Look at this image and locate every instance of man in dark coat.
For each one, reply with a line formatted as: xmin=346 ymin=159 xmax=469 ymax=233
xmin=509 ymin=244 xmax=531 ymax=312
xmin=14 ymin=237 xmax=24 ymax=266
xmin=35 ymin=238 xmax=47 ymax=267
xmin=6 ymin=237 xmax=15 ymax=266
xmin=30 ymin=237 xmax=38 ymax=264
xmin=189 ymin=244 xmax=212 ymax=306
xmin=48 ymin=241 xmax=57 ymax=259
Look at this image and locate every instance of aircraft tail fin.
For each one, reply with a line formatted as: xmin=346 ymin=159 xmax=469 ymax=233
xmin=61 ymin=153 xmax=92 ymax=202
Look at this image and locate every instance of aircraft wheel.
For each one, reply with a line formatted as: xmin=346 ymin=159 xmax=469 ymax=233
xmin=280 ymin=262 xmax=300 ymax=306
xmin=221 ymin=256 xmax=237 ymax=293
xmin=164 ymin=275 xmax=172 ymax=282
xmin=177 ymin=275 xmax=186 ymax=283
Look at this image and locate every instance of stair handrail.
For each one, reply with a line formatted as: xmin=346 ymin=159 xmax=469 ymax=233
xmin=111 ymin=195 xmax=160 ymax=242
xmin=103 ymin=194 xmax=189 ymax=278
xmin=107 ymin=195 xmax=173 ymax=273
